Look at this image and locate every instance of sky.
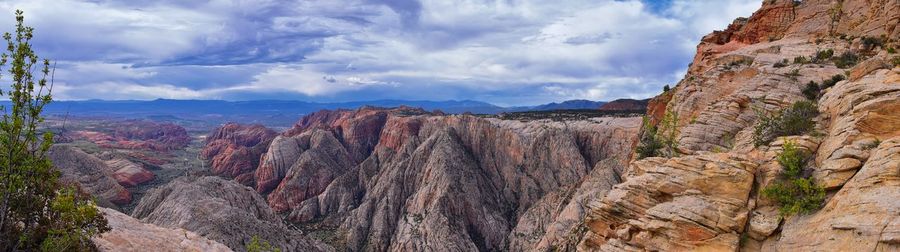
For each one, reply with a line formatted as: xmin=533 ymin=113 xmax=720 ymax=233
xmin=0 ymin=0 xmax=760 ymax=106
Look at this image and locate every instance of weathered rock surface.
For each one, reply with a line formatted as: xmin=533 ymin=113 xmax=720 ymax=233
xmin=93 ymin=207 xmax=232 ymax=252
xmin=775 ymin=137 xmax=900 ymax=251
xmin=131 ymin=176 xmax=330 ymax=252
xmin=201 ymin=123 xmax=277 ymax=185
xmin=580 ymin=154 xmax=757 ymax=251
xmin=48 ymin=145 xmax=132 ymax=205
xmin=572 ymin=0 xmax=899 ymax=251
xmin=105 ymin=158 xmax=155 ymax=187
xmin=204 ymin=106 xmax=641 ymax=251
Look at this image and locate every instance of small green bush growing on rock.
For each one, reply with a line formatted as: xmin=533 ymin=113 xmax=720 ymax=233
xmin=774 ymin=59 xmax=788 ymax=68
xmin=802 ymin=81 xmax=821 ymax=100
xmin=753 ymin=101 xmax=819 ymax=147
xmin=861 ymin=36 xmax=883 ymax=50
xmin=819 ymin=74 xmax=845 ymax=90
xmin=247 ymin=235 xmax=281 ymax=252
xmin=892 ymin=56 xmax=900 ymax=67
xmin=762 ymin=141 xmax=826 ymax=216
xmin=813 ymin=49 xmax=834 ymax=63
xmin=635 ymin=107 xmax=680 ymax=159
xmin=833 ymin=51 xmax=859 ymax=69
xmin=636 ymin=117 xmax=664 ymax=159
xmin=793 ymin=56 xmax=808 ymax=64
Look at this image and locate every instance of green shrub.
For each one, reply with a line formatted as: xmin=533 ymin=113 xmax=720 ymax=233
xmin=636 ymin=107 xmax=680 ymax=159
xmin=636 ymin=117 xmax=664 ymax=159
xmin=774 ymin=59 xmax=789 ymax=68
xmin=802 ymin=81 xmax=821 ymax=100
xmin=0 ymin=10 xmax=109 ymax=251
xmin=819 ymin=74 xmax=845 ymax=90
xmin=793 ymin=56 xmax=808 ymax=64
xmin=247 ymin=235 xmax=281 ymax=252
xmin=892 ymin=56 xmax=900 ymax=67
xmin=663 ymin=84 xmax=671 ymax=93
xmin=833 ymin=51 xmax=859 ymax=68
xmin=887 ymin=47 xmax=896 ymax=54
xmin=752 ymin=101 xmax=819 ymax=146
xmin=814 ymin=49 xmax=834 ymax=62
xmin=861 ymin=36 xmax=883 ymax=49
xmin=762 ymin=141 xmax=826 ymax=216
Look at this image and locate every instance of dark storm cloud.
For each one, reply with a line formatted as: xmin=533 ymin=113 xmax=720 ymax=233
xmin=0 ymin=0 xmax=759 ymax=105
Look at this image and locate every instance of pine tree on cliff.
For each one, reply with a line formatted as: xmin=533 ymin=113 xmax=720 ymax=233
xmin=0 ymin=10 xmax=109 ymax=251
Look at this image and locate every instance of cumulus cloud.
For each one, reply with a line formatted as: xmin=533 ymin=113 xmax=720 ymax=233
xmin=0 ymin=0 xmax=759 ymax=105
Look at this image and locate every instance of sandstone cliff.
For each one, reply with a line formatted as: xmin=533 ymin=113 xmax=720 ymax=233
xmin=201 ymin=123 xmax=277 ymax=185
xmin=131 ymin=176 xmax=331 ymax=252
xmin=203 ymin=107 xmax=641 ymax=251
xmin=573 ymin=0 xmax=900 ymax=251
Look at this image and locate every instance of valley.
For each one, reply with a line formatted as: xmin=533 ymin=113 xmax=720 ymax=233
xmin=12 ymin=0 xmax=899 ymax=251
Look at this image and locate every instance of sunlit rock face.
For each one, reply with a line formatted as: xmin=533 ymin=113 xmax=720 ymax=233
xmin=93 ymin=207 xmax=233 ymax=252
xmin=574 ymin=0 xmax=900 ymax=251
xmin=201 ymin=123 xmax=277 ymax=185
xmin=203 ymin=106 xmax=641 ymax=251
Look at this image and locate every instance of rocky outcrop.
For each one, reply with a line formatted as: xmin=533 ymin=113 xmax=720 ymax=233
xmin=580 ymin=154 xmax=757 ymax=251
xmin=598 ymin=98 xmax=649 ymax=112
xmin=105 ymin=158 xmax=154 ymax=187
xmin=131 ymin=176 xmax=330 ymax=252
xmin=93 ymin=207 xmax=232 ymax=252
xmin=242 ymin=107 xmax=642 ymax=251
xmin=201 ymin=123 xmax=277 ymax=185
xmin=65 ymin=120 xmax=191 ymax=152
xmin=48 ymin=145 xmax=132 ymax=205
xmin=112 ymin=120 xmax=192 ymax=151
xmin=774 ymin=137 xmax=900 ymax=251
xmin=572 ymin=0 xmax=900 ymax=251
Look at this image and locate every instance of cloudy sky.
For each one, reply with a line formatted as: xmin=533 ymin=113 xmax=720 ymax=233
xmin=0 ymin=0 xmax=760 ymax=106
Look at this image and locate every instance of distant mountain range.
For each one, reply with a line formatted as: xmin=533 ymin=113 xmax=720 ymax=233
xmin=21 ymin=98 xmax=624 ymax=127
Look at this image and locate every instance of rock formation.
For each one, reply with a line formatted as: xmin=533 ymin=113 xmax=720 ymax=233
xmin=188 ymin=1 xmax=898 ymax=251
xmin=65 ymin=120 xmax=192 ymax=152
xmin=571 ymin=0 xmax=900 ymax=251
xmin=205 ymin=106 xmax=642 ymax=251
xmin=93 ymin=207 xmax=232 ymax=252
xmin=105 ymin=158 xmax=154 ymax=187
xmin=48 ymin=145 xmax=132 ymax=205
xmin=201 ymin=123 xmax=277 ymax=185
xmin=131 ymin=176 xmax=331 ymax=252
xmin=597 ymin=98 xmax=649 ymax=112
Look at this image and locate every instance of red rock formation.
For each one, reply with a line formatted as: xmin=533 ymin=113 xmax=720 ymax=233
xmin=201 ymin=123 xmax=276 ymax=185
xmin=65 ymin=120 xmax=191 ymax=152
xmin=597 ymin=98 xmax=649 ymax=111
xmin=645 ymin=90 xmax=673 ymax=126
xmin=249 ymin=106 xmax=642 ymax=251
xmin=105 ymin=158 xmax=154 ymax=187
xmin=48 ymin=146 xmax=132 ymax=205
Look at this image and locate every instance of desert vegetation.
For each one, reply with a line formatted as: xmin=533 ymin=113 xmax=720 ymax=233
xmin=762 ymin=141 xmax=825 ymax=215
xmin=0 ymin=11 xmax=108 ymax=251
xmin=752 ymin=100 xmax=818 ymax=147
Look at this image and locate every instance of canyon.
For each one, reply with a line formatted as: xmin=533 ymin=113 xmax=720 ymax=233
xmin=39 ymin=0 xmax=900 ymax=251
